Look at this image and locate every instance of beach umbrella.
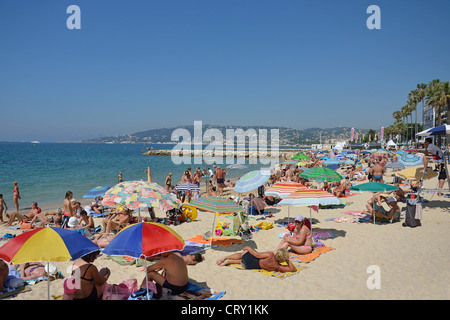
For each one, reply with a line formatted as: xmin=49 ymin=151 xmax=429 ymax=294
xmin=325 ymin=164 xmax=340 ymax=171
xmin=282 ymin=160 xmax=298 ymax=165
xmin=278 ymin=189 xmax=342 ymax=232
xmin=398 ymin=154 xmax=423 ymax=167
xmin=416 ymin=124 xmax=450 ymax=136
xmin=265 ymin=182 xmax=307 ymax=222
xmin=323 ymin=159 xmax=342 ymax=165
xmin=265 ymin=182 xmax=307 ymax=199
xmin=299 ymin=167 xmax=343 ymax=183
xmin=189 ymin=196 xmax=242 ymax=248
xmin=385 ymin=162 xmax=405 ymax=170
xmin=350 ymin=182 xmax=398 ymax=224
xmin=174 ymin=182 xmax=201 ymax=192
xmin=396 ymin=166 xmax=438 ymax=180
xmin=0 ymin=227 xmax=100 ymax=299
xmin=291 ymin=154 xmax=310 ymax=160
xmin=226 ymin=164 xmax=248 ymax=170
xmin=233 ymin=169 xmax=270 ymax=193
xmin=396 ymin=150 xmax=407 ymax=156
xmin=103 ymin=222 xmax=184 ymax=300
xmin=102 ymin=181 xmax=181 ymax=213
xmin=83 ymin=186 xmax=111 ymax=198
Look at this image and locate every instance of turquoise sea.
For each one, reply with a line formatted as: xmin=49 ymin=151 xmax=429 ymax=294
xmin=0 ymin=142 xmax=276 ymax=208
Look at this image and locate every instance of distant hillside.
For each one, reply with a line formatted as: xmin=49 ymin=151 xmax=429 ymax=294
xmin=85 ymin=125 xmax=371 ymax=145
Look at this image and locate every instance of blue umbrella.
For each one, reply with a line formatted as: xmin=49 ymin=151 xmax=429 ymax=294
xmin=83 ymin=186 xmax=111 ymax=198
xmin=325 ymin=164 xmax=340 ymax=170
xmin=396 ymin=150 xmax=407 ymax=155
xmin=233 ymin=170 xmax=270 ymax=193
xmin=398 ymin=154 xmax=423 ymax=167
xmin=385 ymin=162 xmax=405 ymax=170
xmin=416 ymin=124 xmax=450 ymax=136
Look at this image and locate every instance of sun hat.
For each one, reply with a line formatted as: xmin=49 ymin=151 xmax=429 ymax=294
xmin=294 ymin=215 xmax=304 ymax=222
xmin=68 ymin=217 xmax=78 ymax=228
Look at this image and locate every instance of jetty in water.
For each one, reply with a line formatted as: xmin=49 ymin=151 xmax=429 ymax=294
xmin=141 ymin=146 xmax=333 ymax=159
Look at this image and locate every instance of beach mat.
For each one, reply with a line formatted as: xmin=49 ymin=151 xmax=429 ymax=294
xmin=187 ymin=234 xmax=243 ymax=247
xmin=290 ymin=246 xmax=334 ymax=263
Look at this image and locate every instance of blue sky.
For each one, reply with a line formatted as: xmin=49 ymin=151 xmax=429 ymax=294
xmin=0 ymin=0 xmax=449 ymax=142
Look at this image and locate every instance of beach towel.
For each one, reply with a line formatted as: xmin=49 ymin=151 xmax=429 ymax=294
xmin=230 ymin=262 xmax=307 ymax=280
xmin=187 ymin=234 xmax=243 ymax=247
xmin=0 ymin=267 xmax=31 ymax=300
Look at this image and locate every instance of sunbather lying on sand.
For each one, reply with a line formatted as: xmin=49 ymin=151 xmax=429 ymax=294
xmin=216 ymin=246 xmax=296 ymax=273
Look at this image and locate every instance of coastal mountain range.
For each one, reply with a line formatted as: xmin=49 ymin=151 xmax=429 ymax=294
xmin=85 ymin=125 xmax=371 ymax=145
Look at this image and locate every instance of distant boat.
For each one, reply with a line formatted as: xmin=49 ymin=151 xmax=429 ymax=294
xmin=30 ymin=141 xmax=40 ymax=144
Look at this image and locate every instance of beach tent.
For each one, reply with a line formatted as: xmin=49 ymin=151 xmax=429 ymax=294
xmin=386 ymin=140 xmax=398 ymax=150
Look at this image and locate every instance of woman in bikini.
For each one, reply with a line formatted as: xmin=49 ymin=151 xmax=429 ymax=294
xmin=19 ymin=262 xmax=46 ymax=280
xmin=274 ymin=215 xmax=313 ymax=254
xmin=13 ymin=181 xmax=20 ymax=213
xmin=63 ymin=251 xmax=110 ymax=300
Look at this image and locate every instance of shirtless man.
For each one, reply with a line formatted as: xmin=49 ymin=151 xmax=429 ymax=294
xmin=369 ymin=162 xmax=385 ymax=183
xmin=4 ymin=202 xmax=39 ymax=226
xmin=284 ymin=166 xmax=294 ymax=181
xmin=63 ymin=191 xmax=74 ymax=227
xmin=140 ymin=252 xmax=190 ymax=298
xmin=214 ymin=166 xmax=225 ymax=196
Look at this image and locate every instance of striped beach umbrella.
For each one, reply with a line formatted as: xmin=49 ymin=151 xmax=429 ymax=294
xmin=189 ymin=196 xmax=242 ymax=214
xmin=174 ymin=182 xmax=201 ymax=192
xmin=233 ymin=169 xmax=270 ymax=193
xmin=299 ymin=167 xmax=343 ymax=182
xmin=385 ymin=162 xmax=405 ymax=170
xmin=265 ymin=182 xmax=307 ymax=199
xmin=398 ymin=154 xmax=423 ymax=167
xmin=279 ymin=189 xmax=342 ymax=207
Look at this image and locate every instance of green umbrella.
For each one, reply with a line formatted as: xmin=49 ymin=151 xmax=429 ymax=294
xmin=189 ymin=196 xmax=242 ymax=248
xmin=299 ymin=167 xmax=343 ymax=182
xmin=349 ymin=182 xmax=398 ymax=192
xmin=291 ymin=153 xmax=311 ymax=160
xmin=349 ymin=182 xmax=398 ymax=224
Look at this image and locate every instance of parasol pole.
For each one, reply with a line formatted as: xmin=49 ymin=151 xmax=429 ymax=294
xmin=144 ymin=257 xmax=150 ymax=300
xmin=47 ymin=261 xmax=50 ymax=300
xmin=147 ymin=167 xmax=152 ymax=183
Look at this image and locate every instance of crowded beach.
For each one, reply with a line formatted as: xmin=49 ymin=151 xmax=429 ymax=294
xmin=0 ymin=141 xmax=449 ymax=301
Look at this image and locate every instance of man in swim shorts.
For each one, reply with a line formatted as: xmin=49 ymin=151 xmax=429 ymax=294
xmin=140 ymin=252 xmax=190 ymax=298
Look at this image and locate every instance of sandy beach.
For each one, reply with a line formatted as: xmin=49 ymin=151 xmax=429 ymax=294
xmin=1 ymin=168 xmax=449 ymax=301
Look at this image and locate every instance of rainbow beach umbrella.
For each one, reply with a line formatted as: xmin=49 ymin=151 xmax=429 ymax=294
xmin=265 ymin=182 xmax=307 ymax=199
xmin=0 ymin=227 xmax=99 ymax=299
xmin=103 ymin=222 xmax=185 ymax=299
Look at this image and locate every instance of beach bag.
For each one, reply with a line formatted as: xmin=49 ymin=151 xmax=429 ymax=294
xmin=102 ymin=279 xmax=138 ymax=300
xmin=404 ymin=202 xmax=421 ymax=228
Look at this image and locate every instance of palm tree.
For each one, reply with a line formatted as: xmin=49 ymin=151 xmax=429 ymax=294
xmin=408 ymin=89 xmax=420 ymax=145
xmin=416 ymin=83 xmax=427 ymax=125
xmin=401 ymin=104 xmax=411 ymax=144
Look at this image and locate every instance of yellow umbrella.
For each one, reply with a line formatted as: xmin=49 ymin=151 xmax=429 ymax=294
xmin=396 ymin=166 xmax=438 ymax=180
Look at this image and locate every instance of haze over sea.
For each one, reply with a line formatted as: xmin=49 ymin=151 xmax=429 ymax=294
xmin=0 ymin=142 xmax=289 ymax=208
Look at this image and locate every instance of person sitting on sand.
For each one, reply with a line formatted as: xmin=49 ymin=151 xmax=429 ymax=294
xmin=332 ymin=181 xmax=345 ymax=198
xmin=63 ymin=250 xmax=110 ymax=300
xmin=140 ymin=251 xmax=190 ymax=299
xmin=274 ymin=215 xmax=313 ymax=254
xmin=29 ymin=208 xmax=63 ymax=227
xmin=0 ymin=259 xmax=9 ymax=292
xmin=77 ymin=209 xmax=95 ymax=233
xmin=19 ymin=262 xmax=47 ymax=281
xmin=371 ymin=197 xmax=401 ymax=222
xmin=3 ymin=202 xmax=40 ymax=227
xmin=216 ymin=246 xmax=296 ymax=273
